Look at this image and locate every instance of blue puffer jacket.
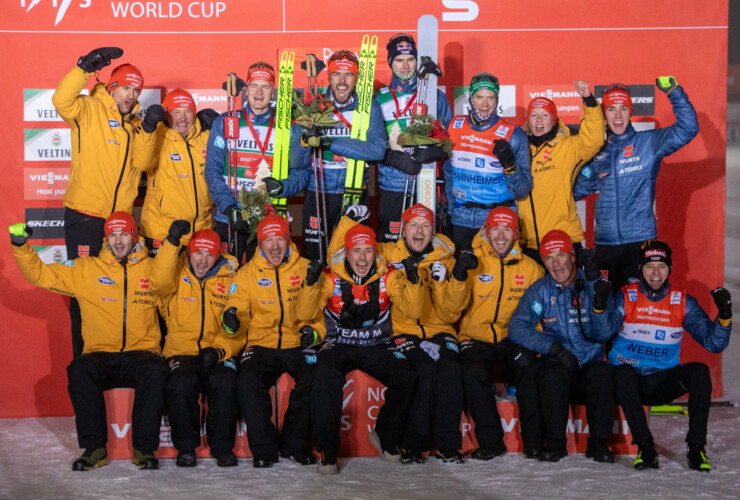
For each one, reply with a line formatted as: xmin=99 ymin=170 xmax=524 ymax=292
xmin=443 ymin=114 xmax=532 ymax=230
xmin=605 ymin=281 xmax=731 ymax=375
xmin=204 ymin=104 xmax=302 ymax=224
xmin=286 ymin=91 xmax=387 ymax=194
xmin=573 ymin=86 xmax=698 ymax=246
xmin=509 ymin=269 xmax=611 ymax=365
xmin=376 ymin=75 xmax=453 ymax=193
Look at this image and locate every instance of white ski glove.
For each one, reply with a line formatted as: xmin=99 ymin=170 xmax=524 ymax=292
xmin=430 ymin=261 xmax=447 ymax=282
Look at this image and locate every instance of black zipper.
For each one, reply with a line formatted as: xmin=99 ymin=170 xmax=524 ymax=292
xmin=417 ymin=319 xmax=427 ymax=340
xmin=74 ymin=119 xmax=81 ymax=154
xmin=490 ymin=258 xmax=505 ymax=344
xmin=111 ymin=112 xmax=131 ymax=214
xmin=275 ymin=268 xmax=284 ymax=349
xmin=186 ymin=141 xmax=199 ymax=233
xmin=121 ymin=261 xmax=128 ymax=351
xmin=197 ymin=279 xmax=206 ymax=351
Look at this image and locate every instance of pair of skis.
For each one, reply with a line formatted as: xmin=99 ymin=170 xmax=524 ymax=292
xmin=342 ymin=34 xmax=379 ymax=212
xmin=272 ymin=51 xmax=295 ymax=217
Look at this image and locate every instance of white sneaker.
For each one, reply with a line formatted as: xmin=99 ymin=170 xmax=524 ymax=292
xmin=368 ymin=429 xmax=401 ymax=463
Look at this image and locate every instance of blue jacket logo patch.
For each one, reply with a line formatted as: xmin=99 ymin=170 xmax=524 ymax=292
xmin=532 ymin=301 xmax=543 ymax=315
xmin=108 ymin=120 xmax=120 ymax=128
xmin=258 ymin=278 xmax=273 ymax=287
xmin=170 ymin=153 xmax=182 ymax=161
xmin=478 ymin=274 xmax=493 ymax=283
xmin=98 ymin=277 xmax=115 ymax=285
xmin=229 ymin=283 xmax=237 ymax=294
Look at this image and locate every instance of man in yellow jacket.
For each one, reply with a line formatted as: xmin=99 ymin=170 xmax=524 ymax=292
xmin=516 ymin=81 xmax=605 ymax=263
xmin=52 ymin=47 xmax=161 ymax=357
xmin=220 ymin=215 xmax=324 ymax=468
xmin=150 ymin=223 xmax=241 ymax=467
xmin=10 ymin=212 xmax=166 ymax=471
xmin=297 ymin=210 xmax=423 ymax=474
xmin=140 ymin=89 xmax=218 ymax=253
xmin=445 ymin=207 xmax=545 ymax=459
xmin=375 ymin=204 xmax=463 ymax=464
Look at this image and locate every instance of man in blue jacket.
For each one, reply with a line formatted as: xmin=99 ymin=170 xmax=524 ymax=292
xmin=605 ymin=240 xmax=732 ymax=472
xmin=265 ymin=50 xmax=387 ymax=261
xmin=443 ymin=73 xmax=532 ymax=252
xmin=574 ymin=77 xmax=699 ymax=289
xmin=375 ymin=33 xmax=453 ymax=242
xmin=509 ymin=230 xmax=615 ymax=463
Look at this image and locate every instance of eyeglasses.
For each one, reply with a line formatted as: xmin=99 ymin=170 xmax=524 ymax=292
xmin=248 ymin=61 xmax=275 ymax=73
xmin=603 ymin=83 xmax=630 ymax=95
xmin=328 ymin=50 xmax=359 ymax=64
xmin=470 ymin=72 xmax=499 ymax=86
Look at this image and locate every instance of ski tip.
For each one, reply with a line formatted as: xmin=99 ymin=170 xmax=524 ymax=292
xmin=370 ymin=35 xmax=378 ymax=45
xmin=288 ymin=52 xmax=295 ymax=62
xmin=280 ymin=51 xmax=288 ymax=62
xmin=362 ymin=34 xmax=370 ymax=44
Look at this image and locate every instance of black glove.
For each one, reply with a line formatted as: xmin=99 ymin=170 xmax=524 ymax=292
xmin=710 ymin=287 xmax=732 ymax=320
xmin=197 ymin=108 xmax=219 ymax=131
xmin=141 ymin=105 xmax=166 ymax=133
xmin=384 ymin=149 xmax=422 ymax=175
xmin=300 ymin=326 xmax=319 ymax=349
xmin=492 ymin=139 xmax=516 ymax=172
xmin=319 ymin=136 xmax=333 ymax=149
xmin=656 ymin=76 xmax=678 ymax=95
xmin=345 ymin=205 xmax=370 ymax=223
xmin=452 ymin=252 xmax=478 ymax=281
xmin=410 ymin=144 xmax=448 ymax=164
xmin=305 ymin=260 xmax=323 ymax=286
xmin=221 ymin=75 xmax=245 ymax=95
xmin=301 ymin=125 xmax=322 ymax=148
xmin=166 ymin=220 xmax=191 ymax=247
xmin=417 ymin=56 xmax=442 ymax=79
xmin=548 ymin=342 xmax=580 ymax=376
xmin=199 ymin=347 xmax=224 ymax=370
xmin=223 ymin=205 xmax=249 ymax=234
xmin=221 ymin=307 xmax=240 ymax=335
xmin=401 ymin=256 xmax=420 ymax=285
xmin=77 ymin=47 xmax=123 ymax=73
xmin=592 ymin=279 xmax=611 ymax=312
xmin=262 ymin=177 xmax=284 ymax=197
xmin=576 ymin=247 xmax=601 ymax=281
xmin=9 ymin=223 xmax=32 ymax=247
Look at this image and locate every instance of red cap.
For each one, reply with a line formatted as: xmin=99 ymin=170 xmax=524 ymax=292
xmin=257 ymin=215 xmax=290 ymax=245
xmin=539 ymin=229 xmax=575 ymax=258
xmin=528 ymin=97 xmax=558 ymax=124
xmin=345 ymin=224 xmax=376 ymax=252
xmin=187 ymin=229 xmax=220 ymax=257
xmin=247 ymin=62 xmax=275 ymax=86
xmin=484 ymin=207 xmax=519 ymax=237
xmin=602 ymin=84 xmax=633 ymax=114
xmin=402 ymin=203 xmax=434 ymax=228
xmin=328 ymin=50 xmax=359 ymax=77
xmin=105 ymin=211 xmax=138 ymax=240
xmin=107 ymin=64 xmax=144 ymax=92
xmin=162 ymin=88 xmax=196 ymax=115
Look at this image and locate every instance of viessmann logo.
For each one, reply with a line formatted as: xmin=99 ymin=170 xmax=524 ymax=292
xmin=20 ymin=0 xmax=228 ymax=26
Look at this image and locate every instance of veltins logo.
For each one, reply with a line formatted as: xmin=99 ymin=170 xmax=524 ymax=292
xmin=24 ymin=129 xmax=71 ymax=161
xmin=24 ymin=168 xmax=70 ymax=200
xmin=24 ymin=89 xmax=88 ymax=121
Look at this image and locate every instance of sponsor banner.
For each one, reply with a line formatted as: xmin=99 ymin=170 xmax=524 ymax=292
xmin=24 ymin=168 xmax=70 ymax=200
xmin=523 ymin=85 xmax=584 ymax=117
xmin=138 ymin=88 xmax=164 ymax=113
xmin=595 ymin=84 xmax=655 ymax=116
xmin=31 ymin=245 xmax=68 ymax=264
xmin=454 ymin=85 xmax=516 ymax=117
xmin=23 ymin=88 xmax=88 ymax=122
xmin=190 ymin=89 xmax=232 ymax=113
xmin=105 ymin=375 xmax=638 ymax=459
xmin=24 ymin=129 xmax=71 ymax=161
xmin=24 ymin=207 xmax=66 ymax=239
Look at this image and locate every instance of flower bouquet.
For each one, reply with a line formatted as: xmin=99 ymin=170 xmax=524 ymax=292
xmin=292 ymin=90 xmax=338 ymax=129
xmin=239 ymin=187 xmax=275 ymax=243
xmin=396 ymin=113 xmax=453 ymax=155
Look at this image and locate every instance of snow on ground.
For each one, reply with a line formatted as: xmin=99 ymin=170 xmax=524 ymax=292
xmin=0 ymin=409 xmax=739 ymax=499
xmin=1 ymin=150 xmax=739 ymax=500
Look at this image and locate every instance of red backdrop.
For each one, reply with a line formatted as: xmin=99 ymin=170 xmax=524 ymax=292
xmin=0 ymin=0 xmax=728 ymax=417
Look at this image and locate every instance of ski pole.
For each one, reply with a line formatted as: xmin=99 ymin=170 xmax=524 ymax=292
xmin=224 ymin=73 xmax=240 ymax=255
xmin=317 ymin=149 xmax=330 ymax=256
xmin=311 ymin=149 xmax=324 ymax=264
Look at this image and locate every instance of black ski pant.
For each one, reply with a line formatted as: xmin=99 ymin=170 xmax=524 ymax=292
xmin=394 ymin=333 xmax=463 ymax=452
xmin=377 ymin=189 xmax=408 ymax=243
xmin=613 ymin=362 xmax=711 ymax=447
xmin=311 ymin=342 xmax=417 ymax=453
xmin=237 ymin=346 xmax=315 ymax=458
xmin=166 ymin=355 xmax=238 ymax=456
xmin=460 ymin=338 xmax=532 ymax=449
xmin=451 ymin=225 xmax=479 ymax=254
xmin=66 ymin=350 xmax=167 ymax=453
xmin=596 ymin=241 xmax=644 ymax=291
xmin=64 ymin=208 xmax=105 ymax=358
xmin=302 ymin=189 xmax=368 ymax=262
xmin=538 ymin=359 xmax=614 ymax=451
xmin=214 ymin=220 xmax=257 ymax=266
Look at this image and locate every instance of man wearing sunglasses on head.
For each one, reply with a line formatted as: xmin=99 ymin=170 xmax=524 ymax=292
xmin=573 ymin=79 xmax=698 ymax=290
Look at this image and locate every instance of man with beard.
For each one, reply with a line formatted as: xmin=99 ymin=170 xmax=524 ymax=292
xmin=10 ymin=212 xmax=166 ymax=470
xmin=443 ymin=73 xmax=532 ymax=252
xmin=605 ymin=241 xmax=731 ymax=472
